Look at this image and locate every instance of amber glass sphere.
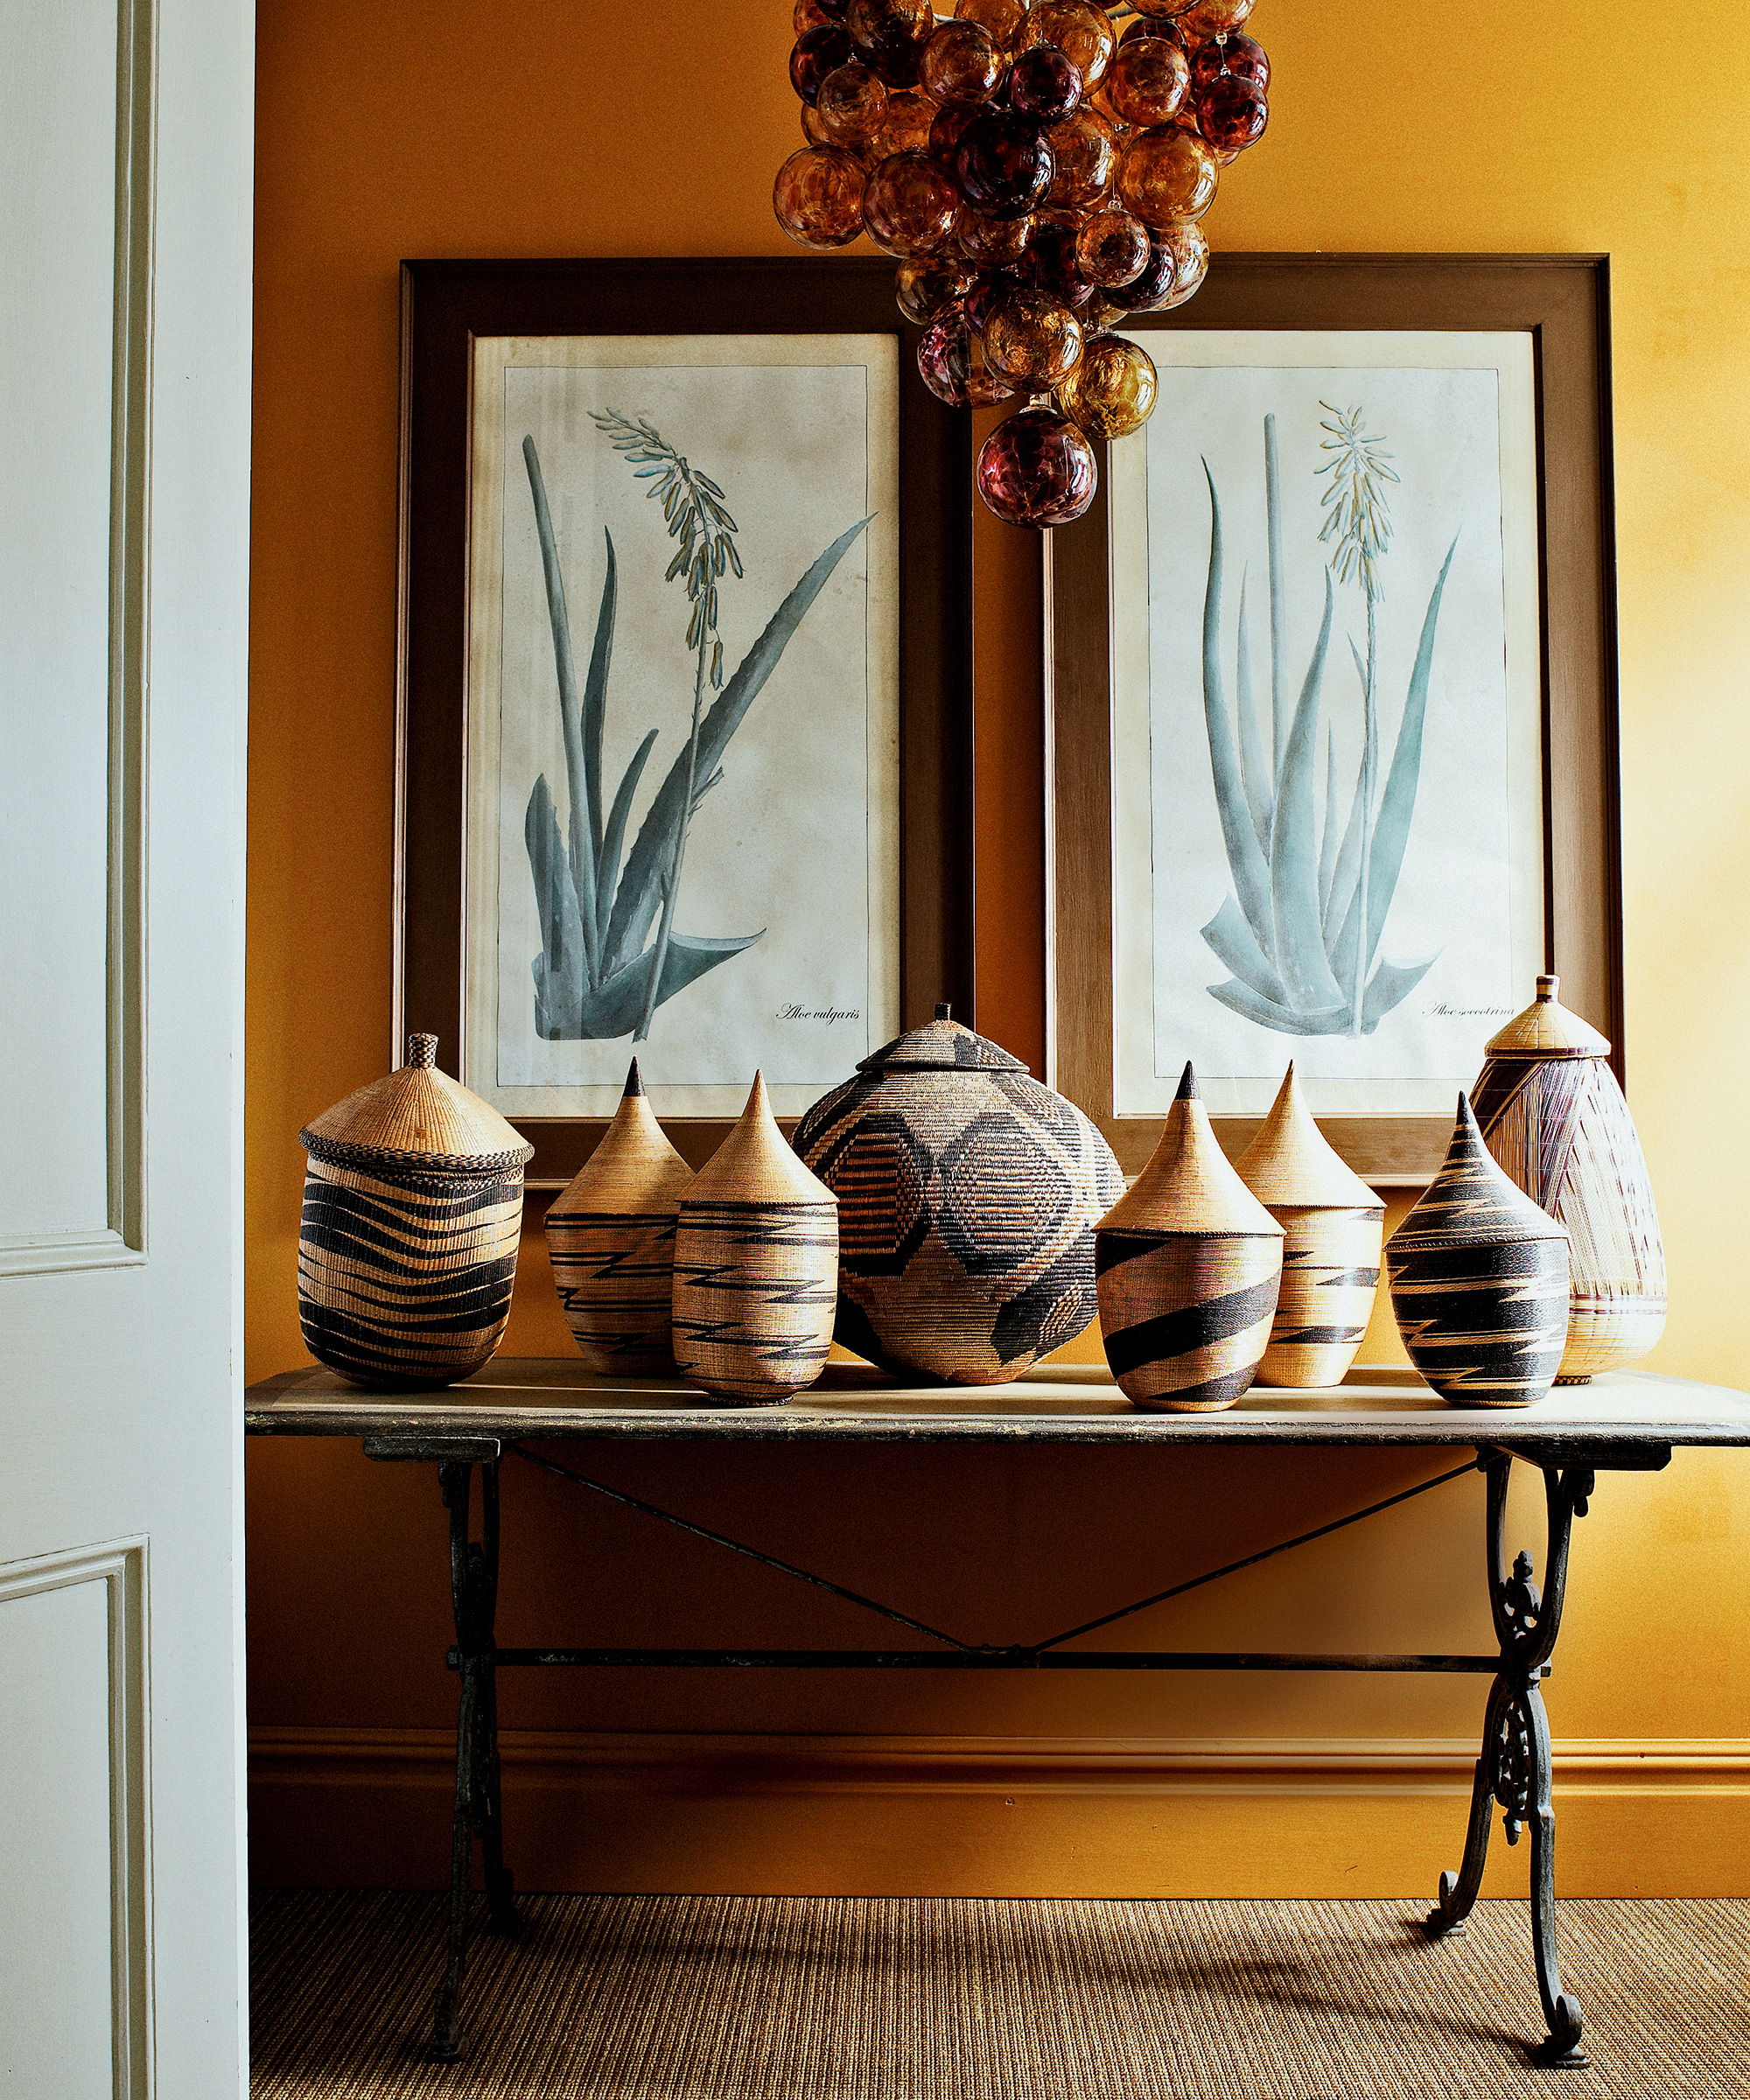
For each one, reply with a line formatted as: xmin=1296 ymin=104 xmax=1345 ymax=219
xmin=1179 ymin=0 xmax=1254 ymax=37
xmin=1118 ymin=125 xmax=1218 ymax=226
xmin=1020 ymin=0 xmax=1116 ymax=90
xmin=918 ymin=302 xmax=1017 ymax=408
xmin=863 ymin=150 xmax=960 ymax=256
xmin=1196 ymin=74 xmax=1267 ymax=152
xmin=1075 ymin=206 xmax=1151 ymax=287
xmin=1106 ymin=36 xmax=1190 ymax=126
xmin=1123 ymin=12 xmax=1187 ymax=46
xmin=1044 ymin=108 xmax=1118 ymax=210
xmin=976 ymin=407 xmax=1098 ymax=528
xmin=802 ymin=102 xmax=831 ymax=146
xmin=1189 ymin=30 xmax=1269 ymax=91
xmin=1158 ymin=215 xmax=1211 ymax=305
xmin=791 ymin=24 xmax=855 ymax=103
xmin=846 ymin=0 xmax=931 ymax=52
xmin=1008 ymin=46 xmax=1083 ymax=126
xmin=983 ymin=288 xmax=1084 ymax=391
xmin=896 ymin=255 xmax=976 ymax=325
xmin=1026 ymin=220 xmax=1096 ymax=309
xmin=960 ymin=210 xmax=1034 ymax=266
xmin=878 ymin=88 xmax=938 ymax=156
xmin=774 ymin=146 xmax=870 ymax=249
xmin=1087 ymin=84 xmax=1131 ymax=138
xmin=1129 ymin=0 xmax=1197 ymax=17
xmin=1057 ymin=331 xmax=1158 ymax=438
xmin=954 ymin=110 xmax=1056 ymax=219
xmin=817 ymin=62 xmax=890 ymax=147
xmin=955 ymin=0 xmax=1027 ymax=52
xmin=921 ymin=19 xmax=1003 ymax=104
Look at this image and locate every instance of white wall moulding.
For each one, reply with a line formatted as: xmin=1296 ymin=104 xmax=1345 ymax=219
xmin=0 ymin=0 xmax=152 ymax=1277
xmin=0 ymin=1541 xmax=151 ymax=2100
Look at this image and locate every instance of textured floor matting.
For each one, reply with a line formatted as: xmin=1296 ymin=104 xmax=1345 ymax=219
xmin=250 ymin=1890 xmax=1750 ymax=2100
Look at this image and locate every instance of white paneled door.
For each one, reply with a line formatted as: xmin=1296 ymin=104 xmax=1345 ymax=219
xmin=0 ymin=1 xmax=253 ymax=2094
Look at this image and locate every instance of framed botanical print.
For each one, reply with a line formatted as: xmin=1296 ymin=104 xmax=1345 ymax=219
xmin=396 ymin=259 xmax=973 ymax=1185
xmin=1048 ymin=255 xmax=1621 ymax=1183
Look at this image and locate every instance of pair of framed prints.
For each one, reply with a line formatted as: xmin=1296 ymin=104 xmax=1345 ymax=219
xmin=396 ymin=254 xmax=1620 ymax=1190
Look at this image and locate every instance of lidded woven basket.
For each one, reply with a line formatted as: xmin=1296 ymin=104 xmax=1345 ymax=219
xmin=298 ymin=1033 xmax=533 ymax=1390
xmin=1385 ymin=1091 xmax=1570 ymax=1408
xmin=1472 ymin=974 xmax=1666 ymax=1382
xmin=792 ymin=1004 xmax=1124 ymax=1383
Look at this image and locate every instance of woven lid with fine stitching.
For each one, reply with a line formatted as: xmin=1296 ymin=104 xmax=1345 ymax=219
xmin=857 ymin=1003 xmax=1027 ymax=1074
xmin=299 ymin=1034 xmax=534 ymax=1174
xmin=1484 ymin=975 xmax=1611 ymax=1060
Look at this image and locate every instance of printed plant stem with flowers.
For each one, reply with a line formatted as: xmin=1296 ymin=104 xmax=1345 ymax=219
xmin=1196 ymin=406 xmax=1459 ymax=1037
xmin=520 ymin=416 xmax=869 ymax=1045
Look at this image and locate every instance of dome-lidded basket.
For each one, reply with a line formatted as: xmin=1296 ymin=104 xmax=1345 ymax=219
xmin=792 ymin=1004 xmax=1124 ymax=1383
xmin=1473 ymin=975 xmax=1666 ymax=1382
xmin=298 ymin=1033 xmax=533 ymax=1390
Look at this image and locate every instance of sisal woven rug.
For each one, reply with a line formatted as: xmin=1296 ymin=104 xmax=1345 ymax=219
xmin=250 ymin=1890 xmax=1750 ymax=2100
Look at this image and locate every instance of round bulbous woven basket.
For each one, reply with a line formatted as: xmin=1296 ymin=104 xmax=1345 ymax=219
xmin=297 ymin=1034 xmax=532 ymax=1390
xmin=793 ymin=1005 xmax=1124 ymax=1383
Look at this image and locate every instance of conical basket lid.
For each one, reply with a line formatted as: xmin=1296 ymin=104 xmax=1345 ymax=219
xmin=300 ymin=1033 xmax=533 ymax=1172
xmin=685 ymin=1072 xmax=835 ymax=1206
xmin=1388 ymin=1092 xmax=1569 ymax=1252
xmin=1098 ymin=1066 xmax=1282 ymax=1238
xmin=551 ymin=1059 xmax=690 ymax=1214
xmin=857 ymin=1002 xmax=1026 ymax=1073
xmin=1484 ymin=974 xmax=1611 ymax=1060
xmin=1236 ymin=1063 xmax=1379 ymax=1209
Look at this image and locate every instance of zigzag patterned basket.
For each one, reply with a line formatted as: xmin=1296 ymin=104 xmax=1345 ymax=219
xmin=297 ymin=1034 xmax=532 ymax=1390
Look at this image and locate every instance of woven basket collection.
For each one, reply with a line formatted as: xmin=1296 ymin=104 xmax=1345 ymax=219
xmin=296 ymin=979 xmax=1663 ymax=1410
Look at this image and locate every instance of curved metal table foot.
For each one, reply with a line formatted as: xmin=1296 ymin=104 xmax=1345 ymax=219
xmin=1427 ymin=1453 xmax=1597 ymax=2068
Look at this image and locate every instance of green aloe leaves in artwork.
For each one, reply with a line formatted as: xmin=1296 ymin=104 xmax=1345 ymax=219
xmin=1198 ymin=410 xmax=1456 ymax=1037
xmin=520 ymin=425 xmax=870 ymax=1043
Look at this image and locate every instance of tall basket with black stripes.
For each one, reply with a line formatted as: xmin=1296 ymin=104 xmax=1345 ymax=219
xmin=297 ymin=1033 xmax=533 ymax=1388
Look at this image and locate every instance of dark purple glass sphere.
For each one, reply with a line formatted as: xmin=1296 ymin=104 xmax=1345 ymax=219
xmin=1196 ymin=73 xmax=1267 ymax=151
xmin=1189 ymin=30 xmax=1269 ymax=92
xmin=962 ymin=262 xmax=1028 ymax=335
xmin=1007 ymin=45 xmax=1083 ymax=125
xmin=917 ymin=303 xmax=1018 ymax=409
xmin=791 ymin=25 xmax=855 ymax=104
xmin=976 ymin=407 xmax=1097 ymax=528
xmin=1116 ymin=232 xmax=1178 ymax=311
xmin=953 ymin=110 xmax=1056 ymax=220
xmin=1026 ymin=220 xmax=1096 ymax=308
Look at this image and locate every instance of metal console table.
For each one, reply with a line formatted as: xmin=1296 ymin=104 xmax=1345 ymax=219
xmin=245 ymin=1358 xmax=1750 ymax=2071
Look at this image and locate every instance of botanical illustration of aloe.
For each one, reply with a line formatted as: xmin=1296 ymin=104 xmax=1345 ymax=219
xmin=1197 ymin=407 xmax=1458 ymax=1037
xmin=521 ymin=416 xmax=869 ymax=1042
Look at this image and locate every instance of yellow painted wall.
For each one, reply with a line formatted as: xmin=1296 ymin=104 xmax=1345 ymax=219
xmin=246 ymin=0 xmax=1750 ymax=1893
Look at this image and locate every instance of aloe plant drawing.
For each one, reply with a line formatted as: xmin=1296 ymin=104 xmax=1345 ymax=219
xmin=521 ymin=417 xmax=869 ymax=1042
xmin=1197 ymin=408 xmax=1458 ymax=1037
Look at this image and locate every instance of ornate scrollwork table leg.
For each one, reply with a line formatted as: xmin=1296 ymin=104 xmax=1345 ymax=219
xmin=1426 ymin=1452 xmax=1595 ymax=2068
xmin=426 ymin=1458 xmax=516 ymax=2064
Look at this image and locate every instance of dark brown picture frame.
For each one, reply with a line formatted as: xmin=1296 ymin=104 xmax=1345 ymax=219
xmin=396 ymin=257 xmax=974 ymax=1186
xmin=1046 ymin=253 xmax=1621 ymax=1184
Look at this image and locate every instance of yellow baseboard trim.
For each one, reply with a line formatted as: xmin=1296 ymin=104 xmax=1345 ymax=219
xmin=248 ymin=1727 xmax=1750 ymax=1897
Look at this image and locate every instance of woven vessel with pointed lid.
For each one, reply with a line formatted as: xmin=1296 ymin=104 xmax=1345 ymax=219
xmin=1236 ymin=1064 xmax=1384 ymax=1389
xmin=298 ymin=1034 xmax=532 ymax=1388
xmin=1472 ymin=974 xmax=1665 ymax=1382
xmin=1386 ymin=1091 xmax=1570 ymax=1407
xmin=545 ymin=1060 xmax=691 ymax=1376
xmin=792 ymin=1004 xmax=1124 ymax=1382
xmin=672 ymin=1073 xmax=838 ymax=1404
xmin=1095 ymin=1065 xmax=1284 ymax=1412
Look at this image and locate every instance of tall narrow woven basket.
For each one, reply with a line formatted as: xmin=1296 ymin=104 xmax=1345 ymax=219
xmin=298 ymin=1034 xmax=532 ymax=1389
xmin=1471 ymin=975 xmax=1666 ymax=1382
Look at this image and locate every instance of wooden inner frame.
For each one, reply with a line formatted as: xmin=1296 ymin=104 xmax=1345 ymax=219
xmin=1046 ymin=254 xmax=1622 ymax=1185
xmin=396 ymin=258 xmax=975 ymax=1186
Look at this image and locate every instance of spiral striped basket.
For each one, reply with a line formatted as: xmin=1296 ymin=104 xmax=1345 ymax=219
xmin=1236 ymin=1064 xmax=1383 ymax=1389
xmin=545 ymin=1059 xmax=692 ymax=1376
xmin=672 ymin=1073 xmax=839 ymax=1405
xmin=1386 ymin=1091 xmax=1570 ymax=1408
xmin=297 ymin=1034 xmax=532 ymax=1390
xmin=1472 ymin=975 xmax=1666 ymax=1382
xmin=1096 ymin=1065 xmax=1284 ymax=1412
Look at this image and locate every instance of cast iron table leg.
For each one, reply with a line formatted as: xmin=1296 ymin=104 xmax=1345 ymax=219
xmin=425 ymin=1458 xmax=517 ymax=2063
xmin=1425 ymin=1452 xmax=1592 ymax=2068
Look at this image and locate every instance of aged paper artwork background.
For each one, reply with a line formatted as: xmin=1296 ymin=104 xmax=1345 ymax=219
xmin=1110 ymin=331 xmax=1544 ymax=1121
xmin=466 ymin=335 xmax=900 ymax=1121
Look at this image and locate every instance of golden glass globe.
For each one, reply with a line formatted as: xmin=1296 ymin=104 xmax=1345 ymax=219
xmin=982 ymin=289 xmax=1085 ymax=393
xmin=1056 ymin=331 xmax=1158 ymax=438
xmin=1117 ymin=125 xmax=1218 ymax=227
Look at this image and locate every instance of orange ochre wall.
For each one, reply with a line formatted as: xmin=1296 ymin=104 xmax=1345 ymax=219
xmin=246 ymin=0 xmax=1750 ymax=1894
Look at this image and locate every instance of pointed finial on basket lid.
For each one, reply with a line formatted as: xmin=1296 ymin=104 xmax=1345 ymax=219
xmin=1237 ymin=1061 xmax=1377 ymax=1209
xmin=935 ymin=1001 xmax=951 ymax=1019
xmin=407 ymin=1032 xmax=438 ymax=1069
xmin=687 ymin=1070 xmax=834 ymax=1204
xmin=1485 ymin=973 xmax=1611 ymax=1059
xmin=1098 ymin=1060 xmax=1281 ymax=1237
xmin=300 ymin=1031 xmax=531 ymax=1169
xmin=1176 ymin=1060 xmax=1197 ymax=1101
xmin=623 ymin=1056 xmax=644 ymax=1097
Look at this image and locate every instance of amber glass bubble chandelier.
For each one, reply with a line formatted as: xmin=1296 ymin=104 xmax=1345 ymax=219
xmin=774 ymin=0 xmax=1270 ymax=528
